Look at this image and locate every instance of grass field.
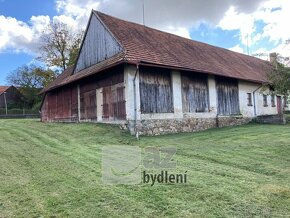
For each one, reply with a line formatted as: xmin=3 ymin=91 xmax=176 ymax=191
xmin=1 ymin=119 xmax=290 ymax=217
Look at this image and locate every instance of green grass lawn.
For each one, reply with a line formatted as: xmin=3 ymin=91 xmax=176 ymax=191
xmin=1 ymin=119 xmax=290 ymax=217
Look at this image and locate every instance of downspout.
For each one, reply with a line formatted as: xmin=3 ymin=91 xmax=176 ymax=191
xmin=77 ymin=85 xmax=81 ymax=123
xmin=253 ymin=84 xmax=263 ymax=117
xmin=133 ymin=63 xmax=139 ymax=139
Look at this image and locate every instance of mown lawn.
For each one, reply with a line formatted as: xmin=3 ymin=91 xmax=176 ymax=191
xmin=0 ymin=119 xmax=290 ymax=217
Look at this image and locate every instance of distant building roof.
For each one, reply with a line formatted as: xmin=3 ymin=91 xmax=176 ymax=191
xmin=0 ymin=86 xmax=10 ymax=95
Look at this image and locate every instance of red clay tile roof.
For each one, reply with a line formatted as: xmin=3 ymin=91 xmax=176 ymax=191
xmin=42 ymin=11 xmax=272 ymax=93
xmin=40 ymin=53 xmax=124 ymax=94
xmin=0 ymin=86 xmax=10 ymax=95
xmin=95 ymin=11 xmax=272 ymax=83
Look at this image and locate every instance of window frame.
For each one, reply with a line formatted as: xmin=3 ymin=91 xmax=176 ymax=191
xmin=271 ymin=95 xmax=276 ymax=107
xmin=263 ymin=95 xmax=268 ymax=107
xmin=247 ymin=93 xmax=253 ymax=106
xmin=284 ymin=96 xmax=288 ymax=108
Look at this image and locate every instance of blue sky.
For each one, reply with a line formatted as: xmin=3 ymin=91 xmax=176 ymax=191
xmin=0 ymin=0 xmax=56 ymax=22
xmin=0 ymin=0 xmax=289 ymax=85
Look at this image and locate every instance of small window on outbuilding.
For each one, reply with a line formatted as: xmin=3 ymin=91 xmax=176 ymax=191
xmin=247 ymin=93 xmax=253 ymax=106
xmin=263 ymin=95 xmax=268 ymax=107
xmin=271 ymin=95 xmax=276 ymax=107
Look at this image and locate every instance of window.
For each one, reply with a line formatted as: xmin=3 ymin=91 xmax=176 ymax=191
xmin=284 ymin=96 xmax=288 ymax=108
xmin=263 ymin=95 xmax=268 ymax=107
xmin=247 ymin=93 xmax=253 ymax=106
xmin=271 ymin=95 xmax=276 ymax=107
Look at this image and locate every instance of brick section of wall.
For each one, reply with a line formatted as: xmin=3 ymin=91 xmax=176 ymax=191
xmin=124 ymin=116 xmax=252 ymax=136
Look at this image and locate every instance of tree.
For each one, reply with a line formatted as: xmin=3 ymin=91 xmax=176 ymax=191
xmin=6 ymin=64 xmax=57 ymax=108
xmin=267 ymin=60 xmax=290 ymax=97
xmin=39 ymin=22 xmax=83 ymax=71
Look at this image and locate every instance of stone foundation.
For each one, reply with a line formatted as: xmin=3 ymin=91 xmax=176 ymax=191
xmin=125 ymin=116 xmax=252 ymax=136
xmin=256 ymin=114 xmax=286 ymax=124
xmin=217 ymin=116 xmax=252 ymax=128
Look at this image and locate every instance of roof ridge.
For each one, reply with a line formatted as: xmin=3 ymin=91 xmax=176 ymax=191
xmin=94 ymin=10 xmax=268 ymax=64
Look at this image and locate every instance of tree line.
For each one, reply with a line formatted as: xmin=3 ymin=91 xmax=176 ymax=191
xmin=6 ymin=22 xmax=84 ymax=110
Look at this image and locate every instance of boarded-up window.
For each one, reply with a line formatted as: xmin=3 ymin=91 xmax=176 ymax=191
xmin=80 ymin=90 xmax=97 ymax=120
xmin=181 ymin=72 xmax=209 ymax=112
xmin=216 ymin=77 xmax=240 ymax=115
xmin=139 ymin=67 xmax=173 ymax=113
xmin=102 ymin=84 xmax=126 ymax=120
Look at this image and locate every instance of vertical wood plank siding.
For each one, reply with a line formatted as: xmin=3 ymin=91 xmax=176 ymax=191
xmin=181 ymin=72 xmax=209 ymax=112
xmin=42 ymin=66 xmax=125 ymax=122
xmin=41 ymin=85 xmax=78 ymax=122
xmin=139 ymin=67 xmax=173 ymax=113
xmin=75 ymin=14 xmax=123 ymax=73
xmin=79 ymin=68 xmax=125 ymax=121
xmin=80 ymin=90 xmax=97 ymax=120
xmin=102 ymin=84 xmax=126 ymax=120
xmin=216 ymin=77 xmax=240 ymax=115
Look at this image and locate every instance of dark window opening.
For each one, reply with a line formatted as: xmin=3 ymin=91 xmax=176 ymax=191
xmin=284 ymin=96 xmax=288 ymax=108
xmin=263 ymin=95 xmax=268 ymax=107
xmin=271 ymin=95 xmax=276 ymax=107
xmin=247 ymin=93 xmax=253 ymax=106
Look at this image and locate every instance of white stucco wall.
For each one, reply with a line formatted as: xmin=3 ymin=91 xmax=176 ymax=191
xmin=239 ymin=80 xmax=278 ymax=117
xmin=124 ymin=65 xmax=280 ymax=122
xmin=96 ymin=88 xmax=103 ymax=122
xmin=124 ymin=69 xmax=219 ymax=120
xmin=124 ymin=65 xmax=141 ymax=121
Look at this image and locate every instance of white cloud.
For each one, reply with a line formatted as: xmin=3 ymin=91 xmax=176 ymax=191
xmin=219 ymin=6 xmax=255 ymax=47
xmin=165 ymin=26 xmax=191 ymax=39
xmin=229 ymin=44 xmax=245 ymax=54
xmin=0 ymin=13 xmax=81 ymax=54
xmin=0 ymin=15 xmax=42 ymax=53
xmin=0 ymin=0 xmax=288 ymax=61
xmin=219 ymin=0 xmax=290 ymax=57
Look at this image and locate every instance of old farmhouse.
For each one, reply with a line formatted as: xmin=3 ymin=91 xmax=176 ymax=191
xmin=40 ymin=10 xmax=287 ymax=135
xmin=0 ymin=86 xmax=24 ymax=109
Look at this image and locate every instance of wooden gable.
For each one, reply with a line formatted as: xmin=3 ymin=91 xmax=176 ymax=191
xmin=74 ymin=13 xmax=123 ymax=73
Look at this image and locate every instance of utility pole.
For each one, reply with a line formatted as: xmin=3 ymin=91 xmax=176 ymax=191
xmin=247 ymin=34 xmax=249 ymax=55
xmin=142 ymin=0 xmax=145 ymax=26
xmin=3 ymin=92 xmax=7 ymax=116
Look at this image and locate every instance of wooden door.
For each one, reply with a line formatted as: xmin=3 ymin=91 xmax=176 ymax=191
xmin=80 ymin=90 xmax=97 ymax=120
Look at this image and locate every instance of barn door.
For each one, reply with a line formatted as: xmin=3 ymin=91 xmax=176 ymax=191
xmin=216 ymin=77 xmax=240 ymax=115
xmin=277 ymin=96 xmax=282 ymax=115
xmin=80 ymin=90 xmax=97 ymax=120
xmin=102 ymin=84 xmax=126 ymax=120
